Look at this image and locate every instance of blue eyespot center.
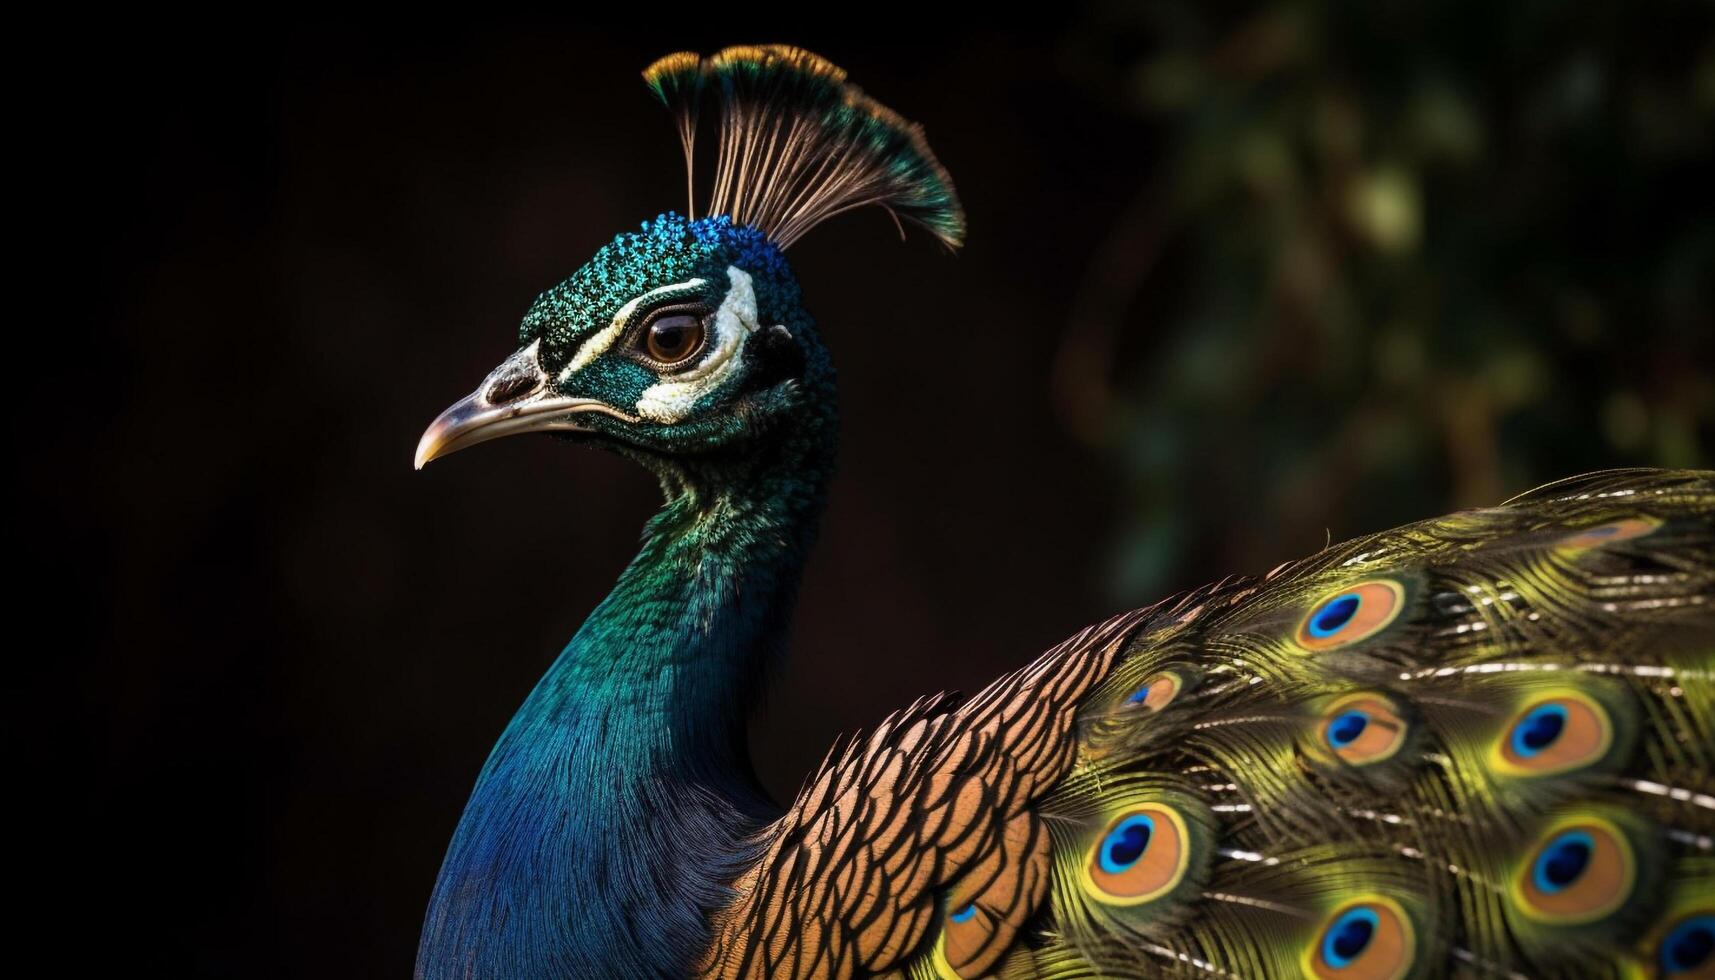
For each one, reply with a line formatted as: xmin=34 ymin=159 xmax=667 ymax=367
xmin=1128 ymin=684 xmax=1152 ymax=705
xmin=1328 ymin=711 xmax=1371 ymax=749
xmin=1099 ymin=815 xmax=1155 ymax=874
xmin=1512 ymin=704 xmax=1568 ymax=757
xmin=1322 ymin=907 xmax=1379 ymax=968
xmin=1309 ymin=594 xmax=1362 ymax=638
xmin=1662 ymin=916 xmax=1715 ymax=973
xmin=1533 ymin=831 xmax=1593 ymax=893
xmin=948 ymin=902 xmax=977 ymax=924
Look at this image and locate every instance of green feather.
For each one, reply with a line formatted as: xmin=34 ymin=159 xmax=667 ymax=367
xmin=1026 ymin=471 xmax=1715 ymax=979
xmin=1045 ymin=772 xmax=1216 ymax=945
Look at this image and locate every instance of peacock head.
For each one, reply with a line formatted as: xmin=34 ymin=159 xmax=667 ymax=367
xmin=413 ymin=45 xmax=961 ymax=474
xmin=414 ymin=213 xmax=820 ymax=469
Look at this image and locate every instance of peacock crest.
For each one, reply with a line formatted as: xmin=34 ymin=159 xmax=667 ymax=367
xmin=642 ymin=45 xmax=964 ymax=250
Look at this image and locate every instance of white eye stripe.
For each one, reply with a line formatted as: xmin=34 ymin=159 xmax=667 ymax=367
xmin=558 ymin=276 xmax=708 ymax=382
xmin=636 ymin=266 xmax=762 ymax=423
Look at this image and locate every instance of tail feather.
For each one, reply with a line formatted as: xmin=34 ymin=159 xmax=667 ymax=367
xmin=1029 ymin=469 xmax=1715 ymax=978
xmin=712 ymin=470 xmax=1712 ymax=980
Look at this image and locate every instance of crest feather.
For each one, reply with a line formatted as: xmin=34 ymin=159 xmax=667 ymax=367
xmin=641 ymin=45 xmax=964 ymax=250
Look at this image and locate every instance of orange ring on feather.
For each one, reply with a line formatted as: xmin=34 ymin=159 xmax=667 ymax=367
xmin=1557 ymin=517 xmax=1661 ymax=552
xmin=1080 ymin=803 xmax=1193 ymax=906
xmin=1511 ymin=815 xmax=1637 ymax=926
xmin=1124 ymin=671 xmax=1184 ymax=713
xmin=1295 ymin=581 xmax=1407 ymax=652
xmin=1317 ymin=693 xmax=1411 ymax=766
xmin=1303 ymin=896 xmax=1417 ymax=980
xmin=1488 ymin=690 xmax=1614 ymax=778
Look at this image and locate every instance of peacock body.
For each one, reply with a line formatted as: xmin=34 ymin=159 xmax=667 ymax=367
xmin=413 ymin=46 xmax=1714 ymax=980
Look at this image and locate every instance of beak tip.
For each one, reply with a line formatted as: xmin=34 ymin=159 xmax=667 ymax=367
xmin=413 ymin=429 xmax=443 ymax=471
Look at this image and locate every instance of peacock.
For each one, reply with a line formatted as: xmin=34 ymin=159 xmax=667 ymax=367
xmin=411 ymin=45 xmax=1714 ymax=980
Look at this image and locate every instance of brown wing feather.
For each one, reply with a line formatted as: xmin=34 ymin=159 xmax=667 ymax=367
xmin=698 ymin=609 xmax=1152 ymax=979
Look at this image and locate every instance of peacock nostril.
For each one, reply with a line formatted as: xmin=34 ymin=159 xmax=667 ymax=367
xmin=488 ymin=372 xmax=541 ymax=405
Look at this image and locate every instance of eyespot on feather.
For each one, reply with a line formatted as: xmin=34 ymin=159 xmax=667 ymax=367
xmin=1126 ymin=671 xmax=1185 ymax=713
xmin=1511 ymin=816 xmax=1637 ymax=925
xmin=1304 ymin=897 xmax=1416 ymax=980
xmin=1081 ymin=804 xmax=1192 ymax=906
xmin=1490 ymin=690 xmax=1614 ymax=777
xmin=1557 ymin=516 xmax=1661 ymax=552
xmin=1656 ymin=913 xmax=1715 ymax=977
xmin=1296 ymin=580 xmax=1407 ymax=652
xmin=1316 ymin=694 xmax=1410 ymax=766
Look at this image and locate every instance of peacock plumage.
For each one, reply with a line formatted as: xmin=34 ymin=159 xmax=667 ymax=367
xmin=412 ymin=45 xmax=1714 ymax=980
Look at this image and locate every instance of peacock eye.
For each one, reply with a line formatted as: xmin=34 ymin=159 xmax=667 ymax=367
xmin=1307 ymin=899 xmax=1416 ymax=980
xmin=1083 ymin=804 xmax=1193 ymax=905
xmin=1511 ymin=815 xmax=1638 ymax=925
xmin=643 ymin=312 xmax=706 ymax=365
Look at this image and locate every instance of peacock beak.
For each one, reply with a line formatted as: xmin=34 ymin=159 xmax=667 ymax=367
xmin=413 ymin=339 xmax=639 ymax=469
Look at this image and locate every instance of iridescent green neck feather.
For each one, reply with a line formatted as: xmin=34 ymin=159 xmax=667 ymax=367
xmin=417 ymin=214 xmax=841 ymax=978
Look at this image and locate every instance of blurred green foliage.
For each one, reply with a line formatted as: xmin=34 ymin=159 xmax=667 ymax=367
xmin=1054 ymin=1 xmax=1714 ymax=600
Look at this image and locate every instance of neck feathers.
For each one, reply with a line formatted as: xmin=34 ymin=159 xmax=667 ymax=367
xmin=416 ymin=392 xmax=834 ymax=979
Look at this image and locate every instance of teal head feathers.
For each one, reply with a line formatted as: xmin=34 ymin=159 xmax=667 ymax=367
xmin=414 ymin=214 xmax=819 ymax=477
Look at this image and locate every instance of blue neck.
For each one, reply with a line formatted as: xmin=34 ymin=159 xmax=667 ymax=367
xmin=416 ymin=418 xmax=833 ymax=979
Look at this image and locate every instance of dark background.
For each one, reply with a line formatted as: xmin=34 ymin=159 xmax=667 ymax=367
xmin=33 ymin=6 xmax=1710 ymax=977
